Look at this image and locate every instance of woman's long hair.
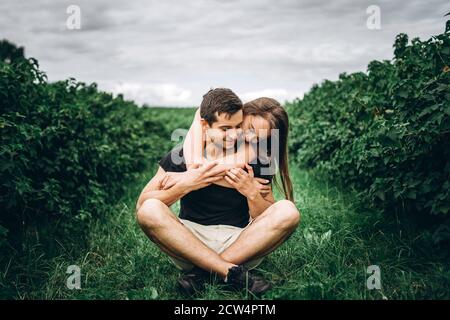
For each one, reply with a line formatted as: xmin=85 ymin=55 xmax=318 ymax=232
xmin=243 ymin=97 xmax=294 ymax=202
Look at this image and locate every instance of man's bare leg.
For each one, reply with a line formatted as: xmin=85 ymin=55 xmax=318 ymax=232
xmin=137 ymin=199 xmax=235 ymax=278
xmin=220 ymin=200 xmax=300 ymax=265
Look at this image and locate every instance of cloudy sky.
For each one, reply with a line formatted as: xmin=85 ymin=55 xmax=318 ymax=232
xmin=1 ymin=0 xmax=448 ymax=106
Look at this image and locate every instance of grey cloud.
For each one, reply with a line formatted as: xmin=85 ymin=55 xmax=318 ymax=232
xmin=0 ymin=0 xmax=448 ymax=106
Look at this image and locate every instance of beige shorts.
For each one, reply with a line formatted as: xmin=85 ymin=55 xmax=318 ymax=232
xmin=169 ymin=218 xmax=266 ymax=271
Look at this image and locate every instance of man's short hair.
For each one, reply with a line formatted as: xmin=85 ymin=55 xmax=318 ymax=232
xmin=200 ymin=88 xmax=243 ymax=125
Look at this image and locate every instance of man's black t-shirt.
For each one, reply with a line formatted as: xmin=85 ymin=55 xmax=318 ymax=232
xmin=158 ymin=146 xmax=273 ymax=228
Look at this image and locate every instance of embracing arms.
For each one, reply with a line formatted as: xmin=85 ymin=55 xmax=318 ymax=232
xmin=178 ymin=108 xmax=274 ymax=217
xmin=135 ymin=162 xmax=226 ymax=211
xmin=153 ymin=165 xmax=275 ymax=218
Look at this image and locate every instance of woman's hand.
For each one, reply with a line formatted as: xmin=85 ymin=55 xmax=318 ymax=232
xmin=224 ymin=164 xmax=259 ymax=199
xmin=254 ymin=177 xmax=271 ymax=196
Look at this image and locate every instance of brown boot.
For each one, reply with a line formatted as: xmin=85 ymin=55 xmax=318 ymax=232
xmin=177 ymin=267 xmax=210 ymax=296
xmin=224 ymin=265 xmax=272 ymax=295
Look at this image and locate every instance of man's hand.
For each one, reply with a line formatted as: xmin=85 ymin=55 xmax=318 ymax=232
xmin=161 ymin=161 xmax=226 ymax=192
xmin=160 ymin=171 xmax=185 ymax=190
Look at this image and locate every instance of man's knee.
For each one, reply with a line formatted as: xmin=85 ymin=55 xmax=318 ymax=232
xmin=271 ymin=199 xmax=301 ymax=231
xmin=136 ymin=198 xmax=169 ymax=229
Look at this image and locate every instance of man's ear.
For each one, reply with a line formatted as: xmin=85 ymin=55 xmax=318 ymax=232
xmin=200 ymin=118 xmax=209 ymax=129
xmin=200 ymin=119 xmax=213 ymax=142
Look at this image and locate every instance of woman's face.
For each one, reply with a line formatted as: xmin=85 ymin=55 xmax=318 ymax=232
xmin=242 ymin=114 xmax=271 ymax=143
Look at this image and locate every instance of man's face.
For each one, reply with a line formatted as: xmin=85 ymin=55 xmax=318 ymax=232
xmin=204 ymin=110 xmax=243 ymax=150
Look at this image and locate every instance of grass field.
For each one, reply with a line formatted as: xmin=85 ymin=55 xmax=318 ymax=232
xmin=2 ymin=107 xmax=449 ymax=300
xmin=7 ymin=165 xmax=449 ymax=299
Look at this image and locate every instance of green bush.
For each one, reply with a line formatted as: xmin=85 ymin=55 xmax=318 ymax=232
xmin=288 ymin=26 xmax=450 ymax=235
xmin=0 ymin=57 xmax=168 ymax=250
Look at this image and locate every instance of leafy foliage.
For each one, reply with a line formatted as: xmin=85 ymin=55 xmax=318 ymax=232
xmin=0 ymin=56 xmax=168 ymax=250
xmin=288 ymin=25 xmax=450 ymax=237
xmin=0 ymin=39 xmax=25 ymax=64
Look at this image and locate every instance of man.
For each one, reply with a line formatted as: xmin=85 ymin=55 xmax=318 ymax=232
xmin=136 ymin=88 xmax=300 ymax=295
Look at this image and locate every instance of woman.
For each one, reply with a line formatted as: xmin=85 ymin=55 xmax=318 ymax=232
xmin=163 ymin=97 xmax=294 ymax=202
xmin=239 ymin=97 xmax=293 ymax=201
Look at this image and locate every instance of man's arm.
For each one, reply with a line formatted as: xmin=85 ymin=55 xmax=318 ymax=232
xmin=245 ymin=186 xmax=275 ymax=219
xmin=136 ymin=162 xmax=226 ymax=211
xmin=136 ymin=166 xmax=189 ymax=211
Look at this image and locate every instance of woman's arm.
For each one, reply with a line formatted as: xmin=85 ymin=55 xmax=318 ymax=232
xmin=183 ymin=108 xmax=203 ymax=169
xmin=182 ymin=108 xmax=261 ymax=189
xmin=182 ymin=115 xmax=235 ymax=188
xmin=209 ymin=141 xmax=258 ymax=188
xmin=183 ymin=108 xmax=256 ymax=187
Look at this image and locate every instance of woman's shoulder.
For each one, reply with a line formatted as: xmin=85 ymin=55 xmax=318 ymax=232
xmin=158 ymin=145 xmax=187 ymax=172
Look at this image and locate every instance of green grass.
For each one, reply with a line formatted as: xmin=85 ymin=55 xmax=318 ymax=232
xmin=2 ymin=164 xmax=449 ymax=299
xmin=144 ymin=106 xmax=197 ymax=132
